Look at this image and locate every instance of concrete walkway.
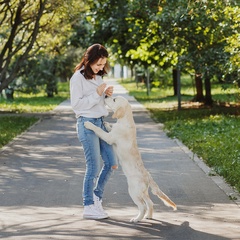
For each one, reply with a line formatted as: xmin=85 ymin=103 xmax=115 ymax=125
xmin=0 ymin=78 xmax=239 ymax=240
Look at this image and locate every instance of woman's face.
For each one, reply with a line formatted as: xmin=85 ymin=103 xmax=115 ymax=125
xmin=90 ymin=57 xmax=107 ymax=74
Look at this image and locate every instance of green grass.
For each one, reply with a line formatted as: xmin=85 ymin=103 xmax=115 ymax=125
xmin=0 ymin=116 xmax=39 ymax=148
xmin=0 ymin=95 xmax=67 ymax=113
xmin=158 ymin=111 xmax=240 ymax=191
xmin=120 ymin=78 xmax=240 ymax=193
xmin=0 ymin=81 xmax=69 ymax=113
xmin=0 ymin=81 xmax=69 ymax=148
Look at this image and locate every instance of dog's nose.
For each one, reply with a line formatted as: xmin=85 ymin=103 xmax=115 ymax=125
xmin=105 ymin=95 xmax=109 ymax=98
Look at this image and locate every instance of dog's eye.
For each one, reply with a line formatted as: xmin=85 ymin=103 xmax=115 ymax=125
xmin=113 ymin=98 xmax=116 ymax=102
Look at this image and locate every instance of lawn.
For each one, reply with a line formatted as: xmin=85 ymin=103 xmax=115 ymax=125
xmin=0 ymin=82 xmax=69 ymax=113
xmin=120 ymin=78 xmax=240 ymax=193
xmin=0 ymin=81 xmax=69 ymax=148
xmin=0 ymin=116 xmax=39 ymax=148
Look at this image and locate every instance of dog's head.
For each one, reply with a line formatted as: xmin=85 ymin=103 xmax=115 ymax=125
xmin=105 ymin=96 xmax=131 ymax=119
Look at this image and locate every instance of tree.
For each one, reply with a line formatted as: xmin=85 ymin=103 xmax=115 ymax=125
xmin=0 ymin=0 xmax=86 ymax=94
xmin=81 ymin=0 xmax=131 ymax=63
xmin=124 ymin=0 xmax=238 ymax=104
xmin=0 ymin=0 xmax=45 ymax=92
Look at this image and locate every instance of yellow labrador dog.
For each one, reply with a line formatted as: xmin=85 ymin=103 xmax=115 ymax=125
xmin=84 ymin=96 xmax=177 ymax=222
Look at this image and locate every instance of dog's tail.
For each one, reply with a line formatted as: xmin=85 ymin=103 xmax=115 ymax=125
xmin=148 ymin=174 xmax=177 ymax=211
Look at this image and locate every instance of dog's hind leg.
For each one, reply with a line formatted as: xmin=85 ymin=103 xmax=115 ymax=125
xmin=143 ymin=194 xmax=154 ymax=219
xmin=130 ymin=201 xmax=146 ymax=223
xmin=129 ymin=189 xmax=147 ymax=223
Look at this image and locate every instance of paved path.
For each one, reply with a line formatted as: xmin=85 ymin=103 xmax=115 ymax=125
xmin=0 ymin=78 xmax=239 ymax=240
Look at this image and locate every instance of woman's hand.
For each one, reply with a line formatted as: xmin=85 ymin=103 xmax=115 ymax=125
xmin=96 ymin=83 xmax=107 ymax=96
xmin=104 ymin=86 xmax=113 ymax=97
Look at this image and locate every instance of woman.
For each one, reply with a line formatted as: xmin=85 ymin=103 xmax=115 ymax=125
xmin=70 ymin=44 xmax=118 ymax=219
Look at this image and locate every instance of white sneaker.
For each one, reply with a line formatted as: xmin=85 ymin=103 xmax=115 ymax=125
xmin=93 ymin=194 xmax=108 ymax=217
xmin=83 ymin=204 xmax=108 ymax=219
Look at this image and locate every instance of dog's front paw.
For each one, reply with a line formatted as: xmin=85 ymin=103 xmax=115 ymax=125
xmin=84 ymin=121 xmax=95 ymax=130
xmin=103 ymin=121 xmax=112 ymax=132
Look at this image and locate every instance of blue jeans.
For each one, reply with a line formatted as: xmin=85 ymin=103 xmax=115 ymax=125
xmin=77 ymin=116 xmax=118 ymax=206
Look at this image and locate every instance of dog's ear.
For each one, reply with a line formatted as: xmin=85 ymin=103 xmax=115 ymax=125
xmin=112 ymin=107 xmax=125 ymax=119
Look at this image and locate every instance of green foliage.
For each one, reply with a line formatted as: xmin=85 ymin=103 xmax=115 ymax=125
xmin=153 ymin=0 xmax=238 ymax=76
xmin=16 ymin=57 xmax=57 ymax=96
xmin=83 ymin=0 xmax=239 ymax=105
xmin=224 ymin=6 xmax=240 ymax=72
xmin=1 ymin=0 xmax=239 ymax=98
xmin=0 ymin=0 xmax=86 ymax=93
xmin=13 ymin=48 xmax=79 ymax=96
xmin=0 ymin=116 xmax=38 ymax=148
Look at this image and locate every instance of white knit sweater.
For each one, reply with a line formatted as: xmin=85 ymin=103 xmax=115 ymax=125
xmin=70 ymin=70 xmax=108 ymax=118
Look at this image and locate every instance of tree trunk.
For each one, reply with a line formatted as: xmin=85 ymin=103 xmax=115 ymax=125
xmin=194 ymin=73 xmax=204 ymax=102
xmin=204 ymin=73 xmax=213 ymax=106
xmin=172 ymin=68 xmax=178 ymax=96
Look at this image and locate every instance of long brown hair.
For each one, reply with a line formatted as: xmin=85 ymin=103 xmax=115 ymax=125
xmin=74 ymin=43 xmax=110 ymax=79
